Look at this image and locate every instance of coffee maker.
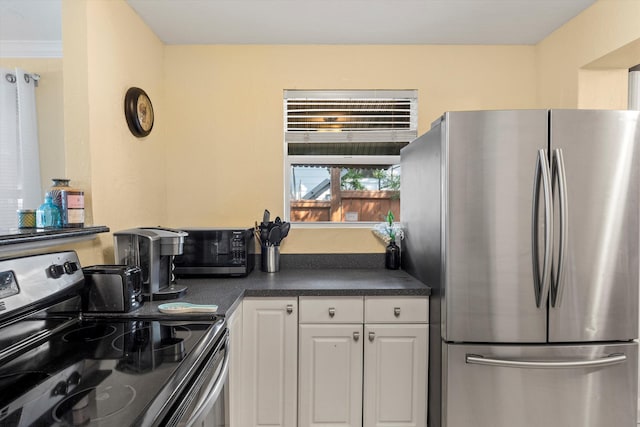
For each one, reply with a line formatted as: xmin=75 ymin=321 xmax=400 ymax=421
xmin=114 ymin=227 xmax=189 ymax=300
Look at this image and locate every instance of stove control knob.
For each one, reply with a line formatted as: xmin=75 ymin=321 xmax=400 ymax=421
xmin=67 ymin=371 xmax=81 ymax=386
xmin=64 ymin=261 xmax=79 ymax=274
xmin=52 ymin=381 xmax=68 ymax=396
xmin=48 ymin=264 xmax=65 ymax=279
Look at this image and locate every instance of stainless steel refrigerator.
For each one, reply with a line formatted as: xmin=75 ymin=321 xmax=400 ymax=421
xmin=400 ymin=110 xmax=639 ymax=427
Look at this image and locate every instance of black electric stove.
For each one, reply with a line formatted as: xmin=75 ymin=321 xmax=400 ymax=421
xmin=0 ymin=251 xmax=226 ymax=427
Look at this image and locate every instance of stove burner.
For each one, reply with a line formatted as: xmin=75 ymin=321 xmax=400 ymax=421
xmin=111 ymin=325 xmax=192 ymax=353
xmin=62 ymin=324 xmax=118 ymax=343
xmin=52 ymin=384 xmax=136 ymax=425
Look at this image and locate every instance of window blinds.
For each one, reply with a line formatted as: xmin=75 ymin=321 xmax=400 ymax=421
xmin=285 ymin=90 xmax=417 ymax=156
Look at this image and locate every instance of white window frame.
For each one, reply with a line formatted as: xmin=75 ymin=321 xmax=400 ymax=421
xmin=283 ymin=90 xmax=417 ymax=226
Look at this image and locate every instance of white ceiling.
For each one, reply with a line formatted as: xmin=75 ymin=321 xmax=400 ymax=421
xmin=0 ymin=0 xmax=597 ymax=46
xmin=0 ymin=0 xmax=61 ymax=41
xmin=125 ymin=0 xmax=597 ymax=45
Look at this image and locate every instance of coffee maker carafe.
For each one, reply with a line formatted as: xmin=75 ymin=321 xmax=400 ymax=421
xmin=114 ymin=227 xmax=188 ymax=300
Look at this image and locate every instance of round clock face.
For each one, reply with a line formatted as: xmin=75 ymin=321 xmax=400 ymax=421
xmin=124 ymin=87 xmax=154 ymax=137
xmin=136 ymin=93 xmax=154 ymax=132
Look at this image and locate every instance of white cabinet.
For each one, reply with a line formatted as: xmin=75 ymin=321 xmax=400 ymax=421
xmin=242 ymin=297 xmax=298 ymax=427
xmin=298 ymin=296 xmax=428 ymax=427
xmin=227 ymin=301 xmax=243 ymax=427
xmin=364 ymin=296 xmax=428 ymax=427
xmin=298 ymin=296 xmax=365 ymax=427
xmin=299 ymin=324 xmax=364 ymax=427
xmin=363 ymin=324 xmax=428 ymax=427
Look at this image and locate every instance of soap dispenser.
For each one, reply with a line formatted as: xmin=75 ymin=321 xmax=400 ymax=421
xmin=36 ymin=193 xmax=61 ymax=229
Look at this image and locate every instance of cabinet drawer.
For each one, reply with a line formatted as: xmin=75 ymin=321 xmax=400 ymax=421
xmin=364 ymin=296 xmax=428 ymax=323
xmin=299 ymin=296 xmax=364 ymax=323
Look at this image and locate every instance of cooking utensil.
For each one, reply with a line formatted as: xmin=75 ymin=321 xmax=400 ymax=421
xmin=268 ymin=225 xmax=281 ymax=246
xmin=280 ymin=222 xmax=291 ymax=239
xmin=158 ymin=302 xmax=218 ymax=314
xmin=263 ymin=209 xmax=270 ymax=226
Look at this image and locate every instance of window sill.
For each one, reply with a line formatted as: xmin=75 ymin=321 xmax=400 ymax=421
xmin=0 ymin=226 xmax=110 ymax=255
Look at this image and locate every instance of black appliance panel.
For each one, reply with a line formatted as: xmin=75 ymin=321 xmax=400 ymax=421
xmin=173 ymin=228 xmax=255 ymax=276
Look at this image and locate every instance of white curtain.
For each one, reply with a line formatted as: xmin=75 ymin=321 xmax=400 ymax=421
xmin=0 ymin=67 xmax=42 ymax=228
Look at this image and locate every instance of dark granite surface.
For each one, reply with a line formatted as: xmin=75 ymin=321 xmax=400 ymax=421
xmin=102 ymin=268 xmax=430 ymax=321
xmin=0 ymin=226 xmax=110 ymax=245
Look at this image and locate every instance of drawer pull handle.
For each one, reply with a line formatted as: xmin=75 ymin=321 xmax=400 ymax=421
xmin=394 ymin=307 xmax=401 ymax=317
xmin=369 ymin=331 xmax=375 ymax=342
xmin=353 ymin=331 xmax=360 ymax=341
xmin=286 ymin=304 xmax=293 ymax=314
xmin=328 ymin=307 xmax=336 ymax=318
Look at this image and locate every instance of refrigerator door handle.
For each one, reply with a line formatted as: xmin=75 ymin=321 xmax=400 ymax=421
xmin=551 ymin=148 xmax=568 ymax=307
xmin=465 ymin=352 xmax=627 ymax=369
xmin=532 ymin=149 xmax=553 ymax=308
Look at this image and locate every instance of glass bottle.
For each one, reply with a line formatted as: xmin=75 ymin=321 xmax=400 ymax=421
xmin=385 ymin=240 xmax=401 ymax=270
xmin=36 ymin=193 xmax=61 ymax=229
xmin=49 ymin=178 xmax=71 ymax=211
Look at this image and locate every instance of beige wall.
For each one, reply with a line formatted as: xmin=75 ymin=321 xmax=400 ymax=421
xmin=57 ymin=0 xmax=640 ymax=263
xmin=63 ymin=0 xmax=166 ymax=264
xmin=163 ymin=45 xmax=537 ymax=253
xmin=537 ymin=0 xmax=640 ymax=108
xmin=0 ymin=57 xmax=64 ymax=194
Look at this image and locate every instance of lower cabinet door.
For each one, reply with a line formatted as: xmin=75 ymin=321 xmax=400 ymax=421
xmin=243 ymin=298 xmax=298 ymax=427
xmin=299 ymin=324 xmax=364 ymax=427
xmin=363 ymin=324 xmax=428 ymax=427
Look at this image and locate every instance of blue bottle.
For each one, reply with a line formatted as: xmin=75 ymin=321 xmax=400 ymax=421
xmin=36 ymin=193 xmax=61 ymax=228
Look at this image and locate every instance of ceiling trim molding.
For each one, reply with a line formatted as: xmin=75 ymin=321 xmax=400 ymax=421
xmin=0 ymin=40 xmax=62 ymax=58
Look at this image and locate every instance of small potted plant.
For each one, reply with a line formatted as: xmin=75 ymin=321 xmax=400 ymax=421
xmin=372 ymin=210 xmax=404 ymax=269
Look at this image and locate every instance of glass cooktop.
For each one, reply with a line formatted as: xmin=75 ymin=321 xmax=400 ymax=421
xmin=0 ymin=317 xmax=223 ymax=426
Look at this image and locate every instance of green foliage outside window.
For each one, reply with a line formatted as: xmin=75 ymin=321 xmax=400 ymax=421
xmin=340 ymin=168 xmax=400 ymax=191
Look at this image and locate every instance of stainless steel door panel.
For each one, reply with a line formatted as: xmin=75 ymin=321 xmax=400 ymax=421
xmin=549 ymin=110 xmax=640 ymax=342
xmin=444 ymin=110 xmax=548 ymax=342
xmin=443 ymin=341 xmax=638 ymax=427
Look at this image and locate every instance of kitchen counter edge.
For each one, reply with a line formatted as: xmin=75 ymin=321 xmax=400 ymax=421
xmin=116 ymin=269 xmax=430 ymax=320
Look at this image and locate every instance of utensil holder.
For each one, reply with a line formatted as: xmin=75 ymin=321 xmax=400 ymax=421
xmin=261 ymin=245 xmax=280 ymax=273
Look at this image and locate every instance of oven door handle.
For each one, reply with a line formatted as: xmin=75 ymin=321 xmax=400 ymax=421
xmin=185 ymin=333 xmax=230 ymax=426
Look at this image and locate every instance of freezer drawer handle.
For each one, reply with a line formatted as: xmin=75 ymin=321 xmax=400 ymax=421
xmin=465 ymin=353 xmax=626 ymax=369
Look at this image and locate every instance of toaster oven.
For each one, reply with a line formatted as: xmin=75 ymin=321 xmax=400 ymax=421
xmin=173 ymin=228 xmax=255 ymax=277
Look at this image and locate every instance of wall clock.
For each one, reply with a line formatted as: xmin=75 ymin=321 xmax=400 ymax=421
xmin=124 ymin=87 xmax=154 ymax=137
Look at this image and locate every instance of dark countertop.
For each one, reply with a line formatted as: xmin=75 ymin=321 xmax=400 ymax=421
xmin=0 ymin=226 xmax=110 ymax=257
xmin=0 ymin=225 xmax=110 ymax=245
xmin=108 ymin=268 xmax=430 ymax=321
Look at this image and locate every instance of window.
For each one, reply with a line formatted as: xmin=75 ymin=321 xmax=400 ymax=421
xmin=284 ymin=90 xmax=417 ymax=224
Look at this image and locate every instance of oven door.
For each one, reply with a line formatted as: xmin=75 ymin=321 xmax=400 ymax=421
xmin=164 ymin=330 xmax=230 ymax=427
